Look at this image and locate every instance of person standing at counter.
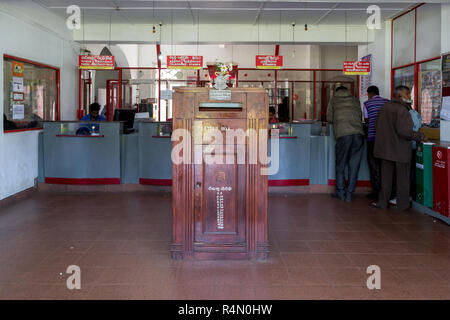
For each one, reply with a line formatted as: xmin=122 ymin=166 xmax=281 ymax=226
xmin=363 ymin=86 xmax=389 ymax=201
xmin=327 ymin=86 xmax=364 ymax=202
xmin=372 ymin=85 xmax=426 ymax=211
xmin=81 ymin=103 xmax=106 ymax=121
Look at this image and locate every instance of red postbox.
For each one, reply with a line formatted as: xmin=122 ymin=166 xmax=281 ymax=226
xmin=432 ymin=143 xmax=450 ymax=217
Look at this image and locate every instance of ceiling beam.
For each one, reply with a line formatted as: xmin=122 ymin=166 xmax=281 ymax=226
xmin=314 ymin=2 xmax=341 ymax=25
xmin=253 ymin=1 xmax=266 ymax=25
xmin=186 ymin=1 xmax=196 ymax=25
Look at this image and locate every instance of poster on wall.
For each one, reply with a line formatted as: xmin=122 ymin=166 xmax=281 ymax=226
xmin=12 ymin=77 xmax=24 ymax=93
xmin=12 ymin=104 xmax=25 ymax=120
xmin=167 ymin=56 xmax=203 ymax=69
xmin=359 ymin=55 xmax=372 ymax=102
xmin=79 ymin=55 xmax=115 ymax=69
xmin=12 ymin=61 xmax=24 ymax=77
xmin=256 ymin=55 xmax=283 ymax=69
xmin=343 ymin=61 xmax=371 ymax=75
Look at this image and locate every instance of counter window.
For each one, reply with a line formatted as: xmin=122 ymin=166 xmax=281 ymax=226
xmin=418 ymin=59 xmax=441 ymax=124
xmin=3 ymin=55 xmax=59 ymax=132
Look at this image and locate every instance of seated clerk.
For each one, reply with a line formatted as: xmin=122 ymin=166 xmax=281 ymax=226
xmin=78 ymin=103 xmax=106 ymax=135
xmin=81 ymin=103 xmax=106 ymax=121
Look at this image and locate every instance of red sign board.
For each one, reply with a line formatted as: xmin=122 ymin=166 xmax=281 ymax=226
xmin=79 ymin=55 xmax=115 ymax=70
xmin=167 ymin=55 xmax=203 ymax=69
xmin=343 ymin=61 xmax=371 ymax=75
xmin=256 ymin=55 xmax=283 ymax=69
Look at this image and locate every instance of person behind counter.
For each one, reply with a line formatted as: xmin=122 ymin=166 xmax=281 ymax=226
xmin=326 ymin=86 xmax=364 ymax=202
xmin=371 ymin=85 xmax=426 ymax=211
xmin=81 ymin=103 xmax=106 ymax=121
xmin=269 ymin=107 xmax=278 ymax=124
xmin=363 ymin=86 xmax=389 ymax=201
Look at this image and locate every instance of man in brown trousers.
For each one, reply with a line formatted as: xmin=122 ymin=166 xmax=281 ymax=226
xmin=372 ymin=85 xmax=426 ymax=211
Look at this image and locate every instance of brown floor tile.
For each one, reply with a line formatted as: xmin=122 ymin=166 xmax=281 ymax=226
xmin=0 ymin=191 xmax=448 ymax=300
xmin=254 ymin=285 xmax=336 ymax=300
xmin=84 ymin=285 xmax=132 ymax=300
xmin=287 ymin=267 xmax=332 ymax=286
xmin=333 ymin=286 xmax=382 ymax=300
xmin=322 ymin=267 xmax=366 ymax=286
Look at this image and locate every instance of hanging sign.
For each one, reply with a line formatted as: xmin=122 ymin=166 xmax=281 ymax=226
xmin=256 ymin=55 xmax=283 ymax=69
xmin=79 ymin=55 xmax=115 ymax=70
xmin=167 ymin=55 xmax=203 ymax=69
xmin=359 ymin=55 xmax=373 ymax=100
xmin=12 ymin=61 xmax=24 ymax=77
xmin=12 ymin=77 xmax=24 ymax=93
xmin=343 ymin=60 xmax=371 ymax=75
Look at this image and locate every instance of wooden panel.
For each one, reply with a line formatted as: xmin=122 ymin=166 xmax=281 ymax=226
xmin=171 ymin=87 xmax=268 ymax=260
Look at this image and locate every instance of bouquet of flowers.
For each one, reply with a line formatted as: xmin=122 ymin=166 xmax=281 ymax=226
xmin=207 ymin=62 xmax=238 ymax=81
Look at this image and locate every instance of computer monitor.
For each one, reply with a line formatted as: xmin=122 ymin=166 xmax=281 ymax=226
xmin=113 ymin=109 xmax=136 ymax=133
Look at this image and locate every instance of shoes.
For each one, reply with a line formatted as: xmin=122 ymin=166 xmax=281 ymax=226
xmin=370 ymin=201 xmax=383 ymax=209
xmin=389 ymin=197 xmax=412 ymax=206
xmin=345 ymin=193 xmax=353 ymax=202
xmin=331 ymin=193 xmax=345 ymax=201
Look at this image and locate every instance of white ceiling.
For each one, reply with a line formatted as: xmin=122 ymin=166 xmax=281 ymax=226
xmin=34 ymin=0 xmax=423 ymax=25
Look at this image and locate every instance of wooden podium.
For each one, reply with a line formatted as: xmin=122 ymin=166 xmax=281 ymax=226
xmin=171 ymin=87 xmax=269 ymax=260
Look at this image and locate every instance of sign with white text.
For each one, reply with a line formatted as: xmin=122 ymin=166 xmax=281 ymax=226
xmin=344 ymin=60 xmax=371 ymax=75
xmin=79 ymin=55 xmax=115 ymax=70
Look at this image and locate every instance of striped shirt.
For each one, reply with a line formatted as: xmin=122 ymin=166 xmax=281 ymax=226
xmin=363 ymin=95 xmax=390 ymax=142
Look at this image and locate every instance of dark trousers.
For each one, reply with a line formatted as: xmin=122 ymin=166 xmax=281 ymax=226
xmin=335 ymin=134 xmax=364 ymax=199
xmin=367 ymin=141 xmax=381 ymax=195
xmin=379 ymin=159 xmax=411 ymax=211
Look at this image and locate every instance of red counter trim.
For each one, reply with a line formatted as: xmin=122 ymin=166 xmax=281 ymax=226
xmin=139 ymin=178 xmax=172 ymax=186
xmin=269 ymin=179 xmax=310 ymax=186
xmin=269 ymin=136 xmax=298 ymax=139
xmin=328 ymin=179 xmax=371 ymax=187
xmin=4 ymin=128 xmax=42 ymax=134
xmin=152 ymin=135 xmax=171 ymax=138
xmin=45 ymin=178 xmax=121 ymax=185
xmin=55 ymin=134 xmax=105 ymax=138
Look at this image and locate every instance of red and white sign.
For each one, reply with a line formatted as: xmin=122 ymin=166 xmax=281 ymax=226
xmin=343 ymin=61 xmax=371 ymax=75
xmin=167 ymin=55 xmax=203 ymax=69
xmin=79 ymin=55 xmax=115 ymax=70
xmin=256 ymin=55 xmax=283 ymax=69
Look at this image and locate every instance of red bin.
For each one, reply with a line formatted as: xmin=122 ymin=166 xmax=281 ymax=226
xmin=432 ymin=144 xmax=450 ymax=217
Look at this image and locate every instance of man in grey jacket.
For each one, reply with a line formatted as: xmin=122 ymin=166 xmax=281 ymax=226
xmin=327 ymin=86 xmax=364 ymax=202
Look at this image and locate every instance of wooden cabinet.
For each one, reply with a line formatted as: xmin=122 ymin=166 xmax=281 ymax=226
xmin=171 ymin=87 xmax=269 ymax=260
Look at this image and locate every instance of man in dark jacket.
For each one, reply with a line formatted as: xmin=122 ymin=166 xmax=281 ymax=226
xmin=327 ymin=86 xmax=364 ymax=202
xmin=373 ymin=85 xmax=425 ymax=211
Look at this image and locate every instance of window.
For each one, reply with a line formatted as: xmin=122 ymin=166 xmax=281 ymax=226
xmin=418 ymin=59 xmax=441 ymax=124
xmin=393 ymin=65 xmax=416 ymax=103
xmin=3 ymin=55 xmax=59 ymax=132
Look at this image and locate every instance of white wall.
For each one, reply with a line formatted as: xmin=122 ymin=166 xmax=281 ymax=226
xmin=442 ymin=3 xmax=450 ymax=54
xmin=0 ymin=0 xmax=78 ymax=200
xmin=358 ymin=21 xmax=392 ymax=101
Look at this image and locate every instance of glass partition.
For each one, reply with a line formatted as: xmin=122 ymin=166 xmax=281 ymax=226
xmin=3 ymin=56 xmax=59 ymax=131
xmin=418 ymin=59 xmax=441 ymax=124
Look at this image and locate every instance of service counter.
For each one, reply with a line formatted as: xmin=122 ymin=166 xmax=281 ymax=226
xmin=41 ymin=121 xmax=123 ymax=184
xmin=39 ymin=120 xmax=371 ymax=187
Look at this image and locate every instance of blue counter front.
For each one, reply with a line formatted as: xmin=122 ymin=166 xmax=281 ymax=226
xmin=39 ymin=121 xmax=371 ymax=188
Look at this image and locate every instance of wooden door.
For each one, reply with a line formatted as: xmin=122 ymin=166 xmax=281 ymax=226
xmin=194 ymin=151 xmax=246 ymax=245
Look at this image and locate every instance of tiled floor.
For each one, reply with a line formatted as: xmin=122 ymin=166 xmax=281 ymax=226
xmin=0 ymin=191 xmax=449 ymax=300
